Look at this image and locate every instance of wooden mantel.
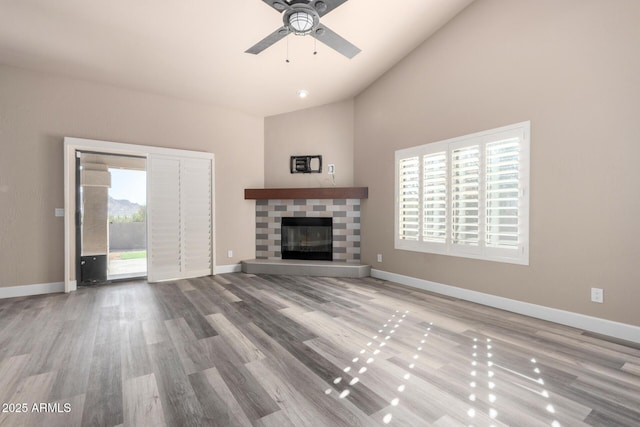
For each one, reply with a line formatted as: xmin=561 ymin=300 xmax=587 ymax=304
xmin=244 ymin=187 xmax=368 ymax=200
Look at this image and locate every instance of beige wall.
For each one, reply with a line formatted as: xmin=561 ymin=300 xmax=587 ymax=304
xmin=265 ymin=99 xmax=354 ymax=188
xmin=0 ymin=64 xmax=264 ymax=287
xmin=355 ymin=0 xmax=640 ymax=326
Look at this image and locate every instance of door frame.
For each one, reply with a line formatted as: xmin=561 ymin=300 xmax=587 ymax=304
xmin=64 ymin=137 xmax=215 ymax=293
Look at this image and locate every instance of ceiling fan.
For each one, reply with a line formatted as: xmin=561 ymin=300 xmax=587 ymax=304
xmin=246 ymin=0 xmax=361 ymax=59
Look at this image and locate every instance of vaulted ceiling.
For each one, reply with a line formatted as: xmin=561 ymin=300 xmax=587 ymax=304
xmin=0 ymin=0 xmax=473 ymax=117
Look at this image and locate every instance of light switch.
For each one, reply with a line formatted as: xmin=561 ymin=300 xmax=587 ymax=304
xmin=55 ymin=208 xmax=65 ymax=217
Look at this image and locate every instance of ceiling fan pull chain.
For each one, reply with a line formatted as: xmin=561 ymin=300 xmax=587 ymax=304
xmin=313 ymin=37 xmax=317 ymax=56
xmin=286 ymin=33 xmax=290 ymax=63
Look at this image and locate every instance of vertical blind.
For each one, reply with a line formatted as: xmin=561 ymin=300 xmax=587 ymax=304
xmin=395 ymin=122 xmax=529 ymax=265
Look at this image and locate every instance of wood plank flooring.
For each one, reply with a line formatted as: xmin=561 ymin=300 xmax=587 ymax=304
xmin=0 ymin=273 xmax=639 ymax=426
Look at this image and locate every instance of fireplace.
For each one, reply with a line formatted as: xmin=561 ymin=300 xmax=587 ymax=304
xmin=252 ymin=197 xmax=361 ymax=262
xmin=281 ymin=217 xmax=333 ymax=261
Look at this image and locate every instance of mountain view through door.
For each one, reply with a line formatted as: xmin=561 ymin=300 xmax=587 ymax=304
xmin=108 ymin=168 xmax=147 ymax=280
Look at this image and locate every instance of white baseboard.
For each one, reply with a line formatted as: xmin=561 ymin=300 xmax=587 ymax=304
xmin=0 ymin=281 xmax=66 ymax=299
xmin=371 ymin=269 xmax=640 ymax=344
xmin=214 ymin=263 xmax=242 ymax=275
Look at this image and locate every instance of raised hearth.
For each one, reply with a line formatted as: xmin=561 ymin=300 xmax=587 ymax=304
xmin=241 ymin=259 xmax=370 ymax=278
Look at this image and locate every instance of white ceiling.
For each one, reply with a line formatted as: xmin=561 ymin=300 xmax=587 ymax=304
xmin=0 ymin=0 xmax=473 ymax=117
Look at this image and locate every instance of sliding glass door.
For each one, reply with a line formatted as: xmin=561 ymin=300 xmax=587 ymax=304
xmin=65 ymin=137 xmax=215 ymax=292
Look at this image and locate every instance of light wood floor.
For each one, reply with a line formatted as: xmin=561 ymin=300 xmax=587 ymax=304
xmin=0 ymin=273 xmax=639 ymax=426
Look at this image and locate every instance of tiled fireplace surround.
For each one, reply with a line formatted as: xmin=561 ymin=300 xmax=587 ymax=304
xmin=255 ymin=198 xmax=361 ymax=262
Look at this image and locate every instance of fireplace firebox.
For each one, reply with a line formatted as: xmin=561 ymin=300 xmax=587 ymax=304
xmin=281 ymin=217 xmax=332 ymax=261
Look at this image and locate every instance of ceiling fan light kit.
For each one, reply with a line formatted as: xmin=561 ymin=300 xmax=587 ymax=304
xmin=246 ymin=0 xmax=361 ymax=59
xmin=288 ymin=10 xmax=317 ymax=34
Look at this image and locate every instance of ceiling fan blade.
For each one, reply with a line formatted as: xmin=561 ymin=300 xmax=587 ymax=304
xmin=311 ymin=0 xmax=348 ymax=17
xmin=261 ymin=0 xmax=292 ymax=13
xmin=311 ymin=24 xmax=360 ymax=59
xmin=246 ymin=26 xmax=289 ymax=55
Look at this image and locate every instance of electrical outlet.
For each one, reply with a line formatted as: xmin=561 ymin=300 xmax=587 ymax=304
xmin=327 ymin=164 xmax=335 ymax=175
xmin=377 ymin=254 xmax=382 ymax=263
xmin=227 ymin=250 xmax=233 ymax=258
xmin=591 ymin=287 xmax=604 ymax=303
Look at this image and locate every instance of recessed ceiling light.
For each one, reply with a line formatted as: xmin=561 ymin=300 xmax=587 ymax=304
xmin=297 ymin=89 xmax=309 ymax=99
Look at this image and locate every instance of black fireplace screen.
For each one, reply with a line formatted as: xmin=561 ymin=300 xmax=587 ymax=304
xmin=281 ymin=217 xmax=333 ymax=261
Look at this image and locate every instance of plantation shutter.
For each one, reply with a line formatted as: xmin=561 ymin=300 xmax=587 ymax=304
xmin=181 ymin=158 xmax=213 ymax=277
xmin=422 ymin=152 xmax=447 ymax=244
xmin=398 ymin=156 xmax=420 ymax=241
xmin=485 ymin=137 xmax=520 ymax=248
xmin=395 ymin=122 xmax=529 ymax=265
xmin=148 ymin=154 xmax=213 ymax=282
xmin=484 ymin=128 xmax=528 ymax=262
xmin=147 ymin=156 xmax=181 ymax=282
xmin=450 ymin=144 xmax=481 ymax=252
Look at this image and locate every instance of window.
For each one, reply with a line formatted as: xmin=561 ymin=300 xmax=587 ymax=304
xmin=395 ymin=121 xmax=530 ymax=265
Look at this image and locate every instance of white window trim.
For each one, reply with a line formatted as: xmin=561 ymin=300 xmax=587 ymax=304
xmin=395 ymin=121 xmax=530 ymax=265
